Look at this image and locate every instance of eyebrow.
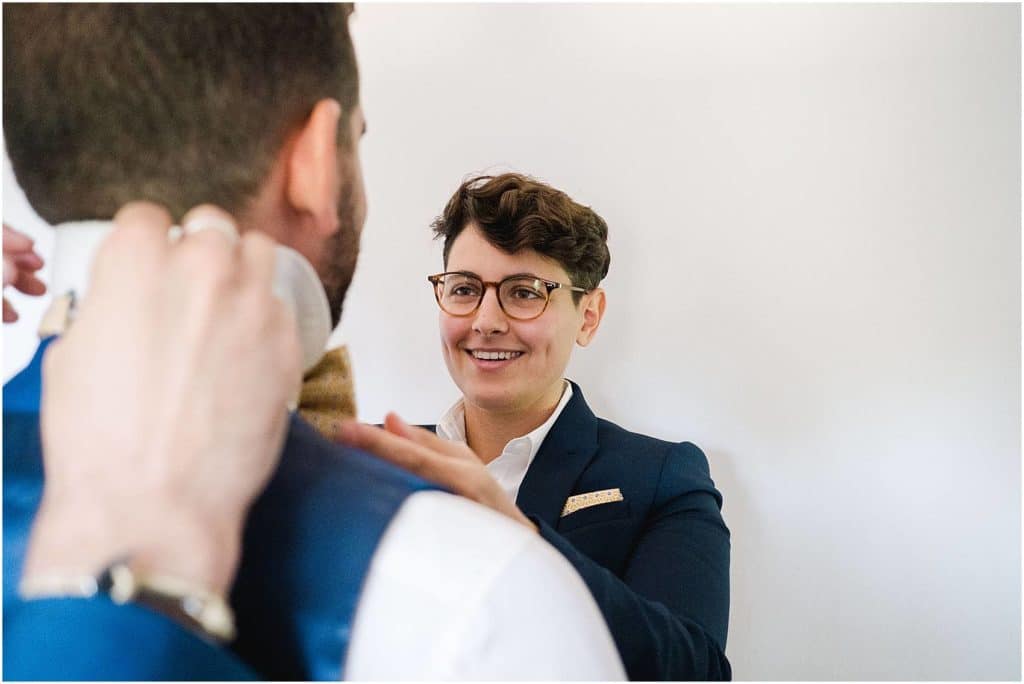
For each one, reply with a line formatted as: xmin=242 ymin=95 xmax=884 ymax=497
xmin=451 ymin=270 xmax=548 ymax=282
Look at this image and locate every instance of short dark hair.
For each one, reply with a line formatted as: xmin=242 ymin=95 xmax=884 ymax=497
xmin=3 ymin=3 xmax=358 ymax=223
xmin=431 ymin=173 xmax=611 ymax=300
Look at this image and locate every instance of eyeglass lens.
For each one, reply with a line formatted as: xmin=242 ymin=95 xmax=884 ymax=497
xmin=437 ymin=274 xmax=548 ymax=319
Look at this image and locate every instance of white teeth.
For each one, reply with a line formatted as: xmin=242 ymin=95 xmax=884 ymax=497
xmin=471 ymin=350 xmax=522 ymax=361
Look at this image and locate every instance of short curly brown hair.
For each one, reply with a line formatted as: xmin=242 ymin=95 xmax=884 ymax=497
xmin=431 ymin=173 xmax=611 ymax=301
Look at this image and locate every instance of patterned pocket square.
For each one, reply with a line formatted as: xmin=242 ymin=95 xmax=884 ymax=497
xmin=561 ymin=488 xmax=624 ymax=517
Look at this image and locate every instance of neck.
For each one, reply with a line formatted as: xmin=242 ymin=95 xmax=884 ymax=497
xmin=463 ymin=381 xmax=565 ymax=464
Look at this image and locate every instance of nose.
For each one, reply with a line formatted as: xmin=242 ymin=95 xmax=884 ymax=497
xmin=472 ymin=286 xmax=509 ymax=336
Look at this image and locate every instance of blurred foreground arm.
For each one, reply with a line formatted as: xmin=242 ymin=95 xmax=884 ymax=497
xmin=7 ymin=203 xmax=301 ymax=680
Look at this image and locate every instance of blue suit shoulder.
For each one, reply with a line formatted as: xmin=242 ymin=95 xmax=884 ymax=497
xmin=594 ymin=417 xmax=724 ymax=510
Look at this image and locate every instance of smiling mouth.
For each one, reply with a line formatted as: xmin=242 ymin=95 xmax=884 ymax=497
xmin=467 ymin=350 xmax=524 ymax=361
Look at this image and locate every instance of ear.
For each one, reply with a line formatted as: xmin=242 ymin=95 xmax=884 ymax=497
xmin=286 ymin=98 xmax=343 ymax=237
xmin=576 ymin=288 xmax=606 ymax=347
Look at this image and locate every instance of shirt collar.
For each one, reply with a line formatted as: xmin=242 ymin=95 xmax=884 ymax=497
xmin=436 ymin=380 xmax=574 ymax=464
xmin=37 ymin=220 xmax=333 ymax=375
xmin=49 ymin=221 xmax=115 ymax=303
xmin=37 ymin=221 xmax=116 ymax=337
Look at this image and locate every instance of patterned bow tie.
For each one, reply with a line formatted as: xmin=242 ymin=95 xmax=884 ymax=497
xmin=298 ymin=345 xmax=357 ymax=439
xmin=40 ymin=292 xmax=357 ymax=438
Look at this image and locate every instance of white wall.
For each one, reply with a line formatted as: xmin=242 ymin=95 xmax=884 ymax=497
xmin=3 ymin=4 xmax=1019 ymax=680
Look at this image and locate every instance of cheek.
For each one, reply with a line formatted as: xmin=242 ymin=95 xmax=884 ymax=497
xmin=516 ymin=322 xmax=561 ymax=359
xmin=439 ymin=315 xmax=467 ymax=353
xmin=531 ymin=320 xmax=578 ymax=367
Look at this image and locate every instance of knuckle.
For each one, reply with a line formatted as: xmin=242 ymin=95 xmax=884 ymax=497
xmin=113 ymin=201 xmax=173 ymax=228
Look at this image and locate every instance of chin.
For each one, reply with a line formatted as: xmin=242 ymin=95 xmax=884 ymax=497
xmin=459 ymin=379 xmax=521 ymax=413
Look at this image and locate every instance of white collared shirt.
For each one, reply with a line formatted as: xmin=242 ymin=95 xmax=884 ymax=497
xmin=436 ymin=380 xmax=574 ymax=504
xmin=42 ymin=224 xmax=625 ymax=681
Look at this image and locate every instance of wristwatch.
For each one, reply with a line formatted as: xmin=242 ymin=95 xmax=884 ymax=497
xmin=19 ymin=556 xmax=236 ymax=642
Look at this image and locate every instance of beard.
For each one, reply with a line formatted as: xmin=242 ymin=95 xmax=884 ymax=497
xmin=320 ymin=178 xmax=361 ymax=329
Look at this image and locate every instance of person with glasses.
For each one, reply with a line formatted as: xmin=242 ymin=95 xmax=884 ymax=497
xmin=340 ymin=173 xmax=732 ymax=680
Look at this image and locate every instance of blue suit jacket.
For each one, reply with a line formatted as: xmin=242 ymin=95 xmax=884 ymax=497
xmin=439 ymin=382 xmax=732 ymax=680
xmin=4 ymin=339 xmax=439 ymax=680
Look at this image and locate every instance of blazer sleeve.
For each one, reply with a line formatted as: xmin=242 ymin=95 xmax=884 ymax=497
xmin=530 ymin=442 xmax=731 ymax=681
xmin=3 ymin=596 xmax=257 ymax=681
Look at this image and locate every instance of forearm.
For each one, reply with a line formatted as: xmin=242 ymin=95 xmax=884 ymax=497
xmin=23 ymin=491 xmax=242 ymax=597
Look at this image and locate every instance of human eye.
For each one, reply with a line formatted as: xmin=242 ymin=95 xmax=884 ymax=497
xmin=508 ymin=281 xmax=545 ymax=300
xmin=446 ymin=277 xmax=481 ymax=298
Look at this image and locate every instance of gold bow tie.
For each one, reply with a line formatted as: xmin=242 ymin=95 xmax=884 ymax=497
xmin=298 ymin=345 xmax=357 ymax=439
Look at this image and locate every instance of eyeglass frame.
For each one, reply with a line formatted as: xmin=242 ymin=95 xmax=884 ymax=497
xmin=427 ymin=271 xmax=591 ymax=321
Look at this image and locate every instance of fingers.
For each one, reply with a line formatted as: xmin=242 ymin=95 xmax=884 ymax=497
xmin=4 ymin=298 xmax=18 ymax=322
xmin=4 ymin=236 xmax=44 ymax=289
xmin=338 ymin=420 xmax=420 ymax=468
xmin=92 ymin=202 xmax=174 ymax=290
xmin=382 ymin=412 xmax=416 ymax=438
xmin=13 ymin=269 xmax=46 ymax=296
xmin=337 ymin=420 xmax=466 ymax=490
xmin=178 ymin=205 xmax=241 ymax=283
xmin=238 ymin=231 xmax=277 ymax=291
xmin=12 ymin=251 xmax=44 ymax=272
xmin=383 ymin=412 xmax=478 ymax=463
xmin=112 ymin=201 xmax=175 ymax=243
xmin=181 ymin=204 xmax=240 ymax=247
xmin=3 ymin=253 xmax=18 ymax=288
xmin=4 ymin=224 xmax=35 ymax=252
xmin=3 ymin=226 xmax=47 ymax=323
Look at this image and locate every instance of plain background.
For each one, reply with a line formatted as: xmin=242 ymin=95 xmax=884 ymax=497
xmin=3 ymin=4 xmax=1020 ymax=680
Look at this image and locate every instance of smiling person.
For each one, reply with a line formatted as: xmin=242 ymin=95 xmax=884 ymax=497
xmin=340 ymin=173 xmax=731 ymax=680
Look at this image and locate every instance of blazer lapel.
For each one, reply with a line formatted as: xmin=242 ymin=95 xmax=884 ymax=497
xmin=516 ymin=381 xmax=600 ymax=529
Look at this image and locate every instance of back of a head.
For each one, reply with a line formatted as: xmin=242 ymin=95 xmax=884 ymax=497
xmin=3 ymin=3 xmax=358 ymax=224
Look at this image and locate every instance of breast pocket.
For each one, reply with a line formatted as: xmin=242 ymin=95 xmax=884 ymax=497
xmin=557 ymin=498 xmax=632 ymax=533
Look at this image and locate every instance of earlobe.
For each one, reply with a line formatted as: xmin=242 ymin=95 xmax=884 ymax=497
xmin=576 ymin=288 xmax=606 ymax=347
xmin=286 ymin=98 xmax=343 ymax=236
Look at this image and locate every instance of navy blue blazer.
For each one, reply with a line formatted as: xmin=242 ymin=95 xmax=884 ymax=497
xmin=439 ymin=381 xmax=731 ymax=680
xmin=4 ymin=339 xmax=439 ymax=681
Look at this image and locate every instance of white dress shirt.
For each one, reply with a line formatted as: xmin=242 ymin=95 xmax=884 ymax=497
xmin=436 ymin=380 xmax=574 ymax=503
xmin=46 ymin=223 xmax=625 ymax=680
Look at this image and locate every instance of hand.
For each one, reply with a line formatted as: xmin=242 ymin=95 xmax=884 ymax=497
xmin=3 ymin=224 xmax=47 ymax=322
xmin=23 ymin=202 xmax=303 ymax=596
xmin=337 ymin=413 xmax=538 ymax=532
